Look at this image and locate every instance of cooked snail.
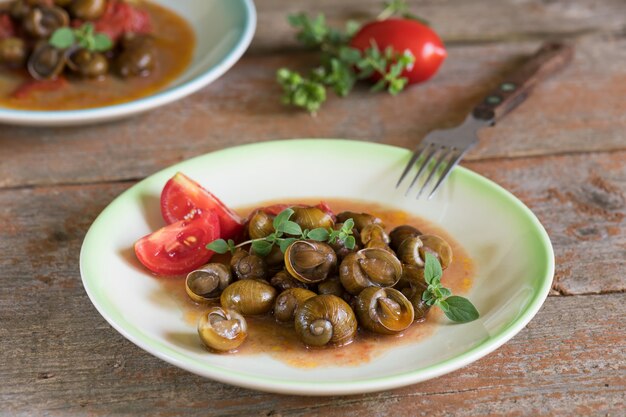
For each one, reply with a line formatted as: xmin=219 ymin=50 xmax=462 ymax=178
xmin=284 ymin=240 xmax=337 ymax=284
xmin=360 ymin=224 xmax=390 ymax=246
xmin=67 ymin=49 xmax=109 ymax=78
xmin=23 ymin=5 xmax=69 ymax=38
xmin=230 ymin=248 xmax=267 ymax=280
xmin=27 ymin=42 xmax=65 ymax=80
xmin=336 ymin=211 xmax=383 ymax=232
xmin=269 ymin=270 xmax=308 ymax=292
xmin=220 ymin=279 xmax=277 ymax=316
xmin=247 ymin=210 xmax=274 ymax=240
xmin=402 ymin=278 xmax=431 ymax=321
xmin=198 ymin=307 xmax=247 ymax=352
xmin=274 ymin=288 xmax=316 ymax=322
xmin=294 ymin=294 xmax=357 ymax=347
xmin=290 ymin=206 xmax=334 ymax=230
xmin=419 ymin=235 xmax=453 ymax=270
xmin=317 ymin=277 xmax=345 ymax=298
xmin=389 ymin=225 xmax=421 ymax=252
xmin=185 ymin=263 xmax=232 ymax=303
xmin=339 ymin=247 xmax=402 ymax=295
xmin=115 ymin=34 xmax=156 ymax=78
xmin=70 ymin=0 xmax=107 ymax=20
xmin=355 ymin=287 xmax=414 ymax=334
xmin=396 ymin=236 xmax=424 ymax=267
xmin=395 ymin=263 xmax=425 ymax=291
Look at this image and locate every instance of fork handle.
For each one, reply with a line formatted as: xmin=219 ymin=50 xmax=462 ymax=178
xmin=472 ymin=42 xmax=574 ymax=123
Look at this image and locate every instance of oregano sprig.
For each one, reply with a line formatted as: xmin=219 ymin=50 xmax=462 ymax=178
xmin=422 ymin=253 xmax=480 ymax=323
xmin=206 ymin=208 xmax=356 ymax=257
xmin=49 ymin=23 xmax=113 ymax=52
xmin=276 ymin=4 xmax=417 ymax=114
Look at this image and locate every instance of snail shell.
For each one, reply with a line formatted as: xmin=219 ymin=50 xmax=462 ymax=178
xmin=355 ymin=287 xmax=414 ymax=334
xmin=294 ymin=295 xmax=357 ymax=347
xmin=284 ymin=240 xmax=337 ymax=284
xmin=419 ymin=234 xmax=453 ymax=270
xmin=339 ymin=248 xmax=403 ymax=295
xmin=220 ymin=280 xmax=277 ymax=316
xmin=185 ymin=263 xmax=232 ymax=303
xmin=198 ymin=306 xmax=247 ymax=352
xmin=274 ymin=288 xmax=316 ymax=322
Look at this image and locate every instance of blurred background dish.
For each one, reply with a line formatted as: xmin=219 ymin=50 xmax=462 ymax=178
xmin=0 ymin=0 xmax=256 ymax=125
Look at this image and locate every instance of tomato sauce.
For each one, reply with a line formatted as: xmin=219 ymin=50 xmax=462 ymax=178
xmin=157 ymin=199 xmax=476 ymax=368
xmin=0 ymin=1 xmax=195 ymax=110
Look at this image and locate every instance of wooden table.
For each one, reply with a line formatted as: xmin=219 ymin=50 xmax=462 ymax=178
xmin=1 ymin=1 xmax=625 ymax=415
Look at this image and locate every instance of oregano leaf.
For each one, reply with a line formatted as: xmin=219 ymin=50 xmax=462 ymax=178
xmin=252 ymin=240 xmax=274 ymax=257
xmin=424 ymin=253 xmax=442 ymax=285
xmin=307 ymin=228 xmax=330 ymax=241
xmin=206 ymin=239 xmax=230 ymax=254
xmin=49 ymin=28 xmax=75 ymax=49
xmin=443 ymin=296 xmax=480 ymax=323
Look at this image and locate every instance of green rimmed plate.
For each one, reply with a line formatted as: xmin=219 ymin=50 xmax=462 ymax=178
xmin=79 ymin=139 xmax=554 ymax=395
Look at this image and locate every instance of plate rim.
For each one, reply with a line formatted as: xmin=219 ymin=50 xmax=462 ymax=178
xmin=0 ymin=0 xmax=257 ymax=125
xmin=80 ymin=139 xmax=555 ymax=395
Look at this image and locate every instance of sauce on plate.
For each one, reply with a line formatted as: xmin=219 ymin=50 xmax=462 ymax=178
xmin=158 ymin=199 xmax=475 ymax=368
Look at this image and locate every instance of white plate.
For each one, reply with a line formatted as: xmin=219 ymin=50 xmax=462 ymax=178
xmin=0 ymin=0 xmax=256 ymax=126
xmin=80 ymin=139 xmax=554 ymax=395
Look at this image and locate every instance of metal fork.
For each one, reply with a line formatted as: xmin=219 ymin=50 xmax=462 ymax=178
xmin=397 ymin=42 xmax=574 ymax=199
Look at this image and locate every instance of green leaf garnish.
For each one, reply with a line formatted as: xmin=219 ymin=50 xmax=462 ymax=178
xmin=277 ymin=3 xmax=419 ymax=114
xmin=278 ymin=237 xmax=297 ymax=253
xmin=49 ymin=23 xmax=113 ymax=53
xmin=206 ymin=207 xmax=357 ymax=259
xmin=272 ymin=207 xmax=294 ymax=230
xmin=206 ymin=239 xmax=231 ymax=254
xmin=424 ymin=252 xmax=442 ymax=285
xmin=93 ymin=33 xmax=113 ymax=52
xmin=251 ymin=240 xmax=274 ymax=257
xmin=307 ymin=227 xmax=330 ymax=241
xmin=49 ymin=27 xmax=75 ymax=49
xmin=280 ymin=220 xmax=303 ymax=236
xmin=378 ymin=0 xmax=430 ymax=24
xmin=422 ymin=253 xmax=479 ymax=323
xmin=344 ymin=235 xmax=356 ymax=250
xmin=442 ymin=296 xmax=480 ymax=323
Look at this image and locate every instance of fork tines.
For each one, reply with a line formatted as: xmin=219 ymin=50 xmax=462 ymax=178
xmin=397 ymin=143 xmax=464 ymax=200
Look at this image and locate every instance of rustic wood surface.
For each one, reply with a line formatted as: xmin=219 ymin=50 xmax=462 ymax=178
xmin=1 ymin=0 xmax=625 ymax=416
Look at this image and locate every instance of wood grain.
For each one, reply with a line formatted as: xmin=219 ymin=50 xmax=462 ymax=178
xmin=1 ymin=1 xmax=625 ymax=415
xmin=1 ymin=36 xmax=625 ymax=188
xmin=0 ymin=178 xmax=623 ymax=414
xmin=250 ymin=0 xmax=626 ymax=53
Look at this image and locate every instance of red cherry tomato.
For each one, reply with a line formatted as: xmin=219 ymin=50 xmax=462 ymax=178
xmin=160 ymin=172 xmax=244 ymax=240
xmin=134 ymin=211 xmax=220 ymax=276
xmin=350 ymin=18 xmax=446 ymax=84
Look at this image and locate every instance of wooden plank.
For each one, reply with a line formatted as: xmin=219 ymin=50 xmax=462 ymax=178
xmin=0 ymin=149 xmax=622 ymax=306
xmin=250 ymin=0 xmax=626 ymax=53
xmin=0 ymin=156 xmax=623 ymax=415
xmin=465 ymin=151 xmax=626 ymax=296
xmin=1 ymin=35 xmax=625 ymax=189
xmin=1 ymin=276 xmax=623 ymax=417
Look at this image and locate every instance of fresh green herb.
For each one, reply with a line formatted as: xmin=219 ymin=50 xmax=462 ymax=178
xmin=357 ymin=42 xmax=415 ymax=95
xmin=206 ymin=207 xmax=356 ymax=257
xmin=422 ymin=253 xmax=479 ymax=323
xmin=378 ymin=0 xmax=429 ymax=24
xmin=49 ymin=23 xmax=112 ymax=52
xmin=277 ymin=3 xmax=417 ymax=114
xmin=277 ymin=68 xmax=327 ymax=114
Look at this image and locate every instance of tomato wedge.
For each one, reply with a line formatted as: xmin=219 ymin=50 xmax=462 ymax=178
xmin=134 ymin=211 xmax=220 ymax=275
xmin=160 ymin=172 xmax=244 ymax=240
